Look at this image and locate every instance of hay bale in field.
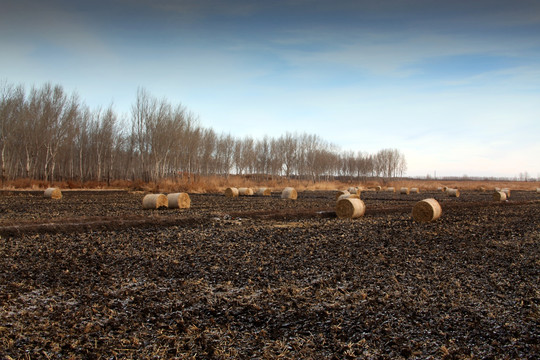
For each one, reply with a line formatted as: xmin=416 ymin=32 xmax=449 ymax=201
xmin=336 ymin=198 xmax=366 ymax=219
xmin=281 ymin=187 xmax=297 ymax=200
xmin=224 ymin=187 xmax=239 ymax=198
xmin=410 ymin=187 xmax=420 ymax=194
xmin=336 ymin=190 xmax=350 ymax=200
xmin=447 ymin=188 xmax=460 ymax=197
xmin=337 ymin=193 xmax=360 ymax=201
xmin=442 ymin=186 xmax=448 ymax=192
xmin=167 ymin=193 xmax=191 ymax=209
xmin=537 ymin=188 xmax=540 ymax=193
xmin=493 ymin=191 xmax=507 ymax=201
xmin=375 ymin=185 xmax=382 ymax=191
xmin=347 ymin=187 xmax=360 ymax=195
xmin=412 ymin=198 xmax=442 ymax=222
xmin=501 ymin=188 xmax=511 ymax=198
xmin=44 ymin=187 xmax=62 ymax=199
xmin=400 ymin=187 xmax=410 ymax=195
xmin=255 ymin=187 xmax=272 ymax=196
xmin=238 ymin=187 xmax=254 ymax=196
xmin=386 ymin=187 xmax=395 ymax=192
xmin=142 ymin=194 xmax=168 ymax=209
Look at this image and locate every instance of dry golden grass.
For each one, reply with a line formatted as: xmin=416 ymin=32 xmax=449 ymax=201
xmin=1 ymin=177 xmax=539 ymax=193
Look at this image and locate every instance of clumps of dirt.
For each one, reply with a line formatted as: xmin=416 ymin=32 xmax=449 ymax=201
xmin=0 ymin=190 xmax=539 ymax=358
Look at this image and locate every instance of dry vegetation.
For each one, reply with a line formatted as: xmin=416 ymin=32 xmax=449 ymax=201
xmin=2 ymin=177 xmax=539 ymax=194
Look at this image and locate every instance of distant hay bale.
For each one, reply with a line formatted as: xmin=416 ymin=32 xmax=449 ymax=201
xmin=142 ymin=194 xmax=168 ymax=209
xmin=347 ymin=187 xmax=360 ymax=195
xmin=493 ymin=191 xmax=507 ymax=201
xmin=494 ymin=187 xmax=501 ymax=191
xmin=501 ymin=188 xmax=511 ymax=198
xmin=167 ymin=192 xmax=191 ymax=209
xmin=336 ymin=198 xmax=366 ymax=219
xmin=375 ymin=186 xmax=382 ymax=191
xmin=400 ymin=187 xmax=410 ymax=195
xmin=44 ymin=187 xmax=62 ymax=199
xmin=224 ymin=187 xmax=239 ymax=198
xmin=412 ymin=198 xmax=442 ymax=222
xmin=238 ymin=187 xmax=254 ymax=196
xmin=336 ymin=190 xmax=350 ymax=200
xmin=337 ymin=193 xmax=360 ymax=201
xmin=410 ymin=187 xmax=420 ymax=194
xmin=281 ymin=187 xmax=297 ymax=200
xmin=436 ymin=187 xmax=442 ymax=191
xmin=447 ymin=188 xmax=460 ymax=197
xmin=442 ymin=186 xmax=448 ymax=192
xmin=537 ymin=188 xmax=540 ymax=193
xmin=256 ymin=187 xmax=272 ymax=196
xmin=386 ymin=187 xmax=395 ymax=192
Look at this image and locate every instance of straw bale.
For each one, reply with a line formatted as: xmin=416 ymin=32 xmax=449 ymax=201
xmin=501 ymin=188 xmax=511 ymax=198
xmin=385 ymin=187 xmax=395 ymax=192
xmin=410 ymin=187 xmax=420 ymax=194
xmin=44 ymin=187 xmax=62 ymax=199
xmin=167 ymin=192 xmax=191 ymax=209
xmin=537 ymin=188 xmax=540 ymax=193
xmin=400 ymin=187 xmax=410 ymax=195
xmin=447 ymin=188 xmax=460 ymax=197
xmin=224 ymin=187 xmax=239 ymax=198
xmin=336 ymin=190 xmax=350 ymax=200
xmin=142 ymin=194 xmax=168 ymax=209
xmin=493 ymin=191 xmax=507 ymax=202
xmin=238 ymin=187 xmax=254 ymax=196
xmin=337 ymin=193 xmax=360 ymax=201
xmin=336 ymin=198 xmax=366 ymax=219
xmin=255 ymin=187 xmax=272 ymax=196
xmin=412 ymin=198 xmax=442 ymax=222
xmin=347 ymin=187 xmax=360 ymax=195
xmin=281 ymin=187 xmax=297 ymax=200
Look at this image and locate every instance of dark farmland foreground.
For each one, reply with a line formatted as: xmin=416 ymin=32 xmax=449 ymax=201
xmin=0 ymin=190 xmax=538 ymax=359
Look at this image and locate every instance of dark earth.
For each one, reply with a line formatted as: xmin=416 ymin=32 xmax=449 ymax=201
xmin=1 ymin=189 xmax=538 ymax=359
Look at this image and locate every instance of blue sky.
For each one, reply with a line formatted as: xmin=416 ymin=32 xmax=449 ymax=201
xmin=1 ymin=0 xmax=539 ymax=178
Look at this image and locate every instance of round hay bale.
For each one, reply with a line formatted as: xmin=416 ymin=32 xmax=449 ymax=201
xmin=501 ymin=188 xmax=511 ymax=198
xmin=412 ymin=198 xmax=442 ymax=222
xmin=493 ymin=191 xmax=507 ymax=201
xmin=336 ymin=198 xmax=366 ymax=219
xmin=256 ymin=187 xmax=271 ymax=196
xmin=238 ymin=187 xmax=254 ymax=196
xmin=44 ymin=187 xmax=62 ymax=199
xmin=446 ymin=188 xmax=460 ymax=197
xmin=410 ymin=187 xmax=420 ymax=194
xmin=336 ymin=190 xmax=350 ymax=200
xmin=281 ymin=187 xmax=297 ymax=200
xmin=142 ymin=194 xmax=168 ymax=209
xmin=442 ymin=186 xmax=448 ymax=192
xmin=224 ymin=187 xmax=239 ymax=198
xmin=386 ymin=187 xmax=395 ymax=192
xmin=167 ymin=192 xmax=191 ymax=209
xmin=400 ymin=187 xmax=410 ymax=195
xmin=337 ymin=193 xmax=360 ymax=201
xmin=375 ymin=185 xmax=382 ymax=191
xmin=537 ymin=188 xmax=540 ymax=193
xmin=347 ymin=187 xmax=360 ymax=195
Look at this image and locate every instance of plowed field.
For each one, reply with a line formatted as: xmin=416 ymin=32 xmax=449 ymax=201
xmin=1 ymin=189 xmax=539 ymax=359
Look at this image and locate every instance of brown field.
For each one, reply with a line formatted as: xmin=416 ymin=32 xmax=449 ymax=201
xmin=0 ymin=188 xmax=539 ymax=359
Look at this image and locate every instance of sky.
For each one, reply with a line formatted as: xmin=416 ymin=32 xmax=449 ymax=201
xmin=1 ymin=0 xmax=539 ymax=178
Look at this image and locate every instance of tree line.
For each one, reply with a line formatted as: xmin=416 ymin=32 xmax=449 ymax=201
xmin=0 ymin=81 xmax=407 ymax=184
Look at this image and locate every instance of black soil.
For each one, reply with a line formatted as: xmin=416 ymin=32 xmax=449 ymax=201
xmin=1 ymin=190 xmax=538 ymax=359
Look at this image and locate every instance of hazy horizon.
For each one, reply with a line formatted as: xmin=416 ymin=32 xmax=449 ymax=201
xmin=2 ymin=0 xmax=539 ymax=178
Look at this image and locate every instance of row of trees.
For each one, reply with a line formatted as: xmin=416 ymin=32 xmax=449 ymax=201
xmin=0 ymin=81 xmax=407 ymax=183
